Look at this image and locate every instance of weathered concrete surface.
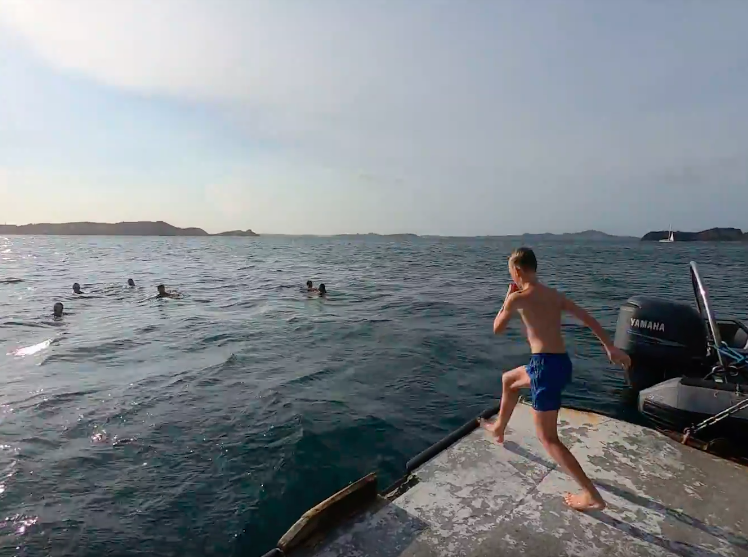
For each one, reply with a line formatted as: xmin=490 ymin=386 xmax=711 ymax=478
xmin=296 ymin=402 xmax=748 ymax=557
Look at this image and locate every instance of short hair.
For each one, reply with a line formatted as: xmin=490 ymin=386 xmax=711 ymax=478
xmin=509 ymin=247 xmax=537 ymax=272
xmin=157 ymin=284 xmax=165 ymax=289
xmin=306 ymin=281 xmax=313 ymax=287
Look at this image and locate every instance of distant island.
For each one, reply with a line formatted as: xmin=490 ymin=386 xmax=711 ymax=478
xmin=332 ymin=233 xmax=420 ymax=239
xmin=262 ymin=230 xmax=636 ymax=241
xmin=512 ymin=230 xmax=638 ymax=242
xmin=18 ymin=222 xmax=742 ymax=241
xmin=0 ymin=221 xmax=259 ymax=237
xmin=641 ymin=227 xmax=746 ymax=242
xmin=461 ymin=230 xmax=637 ymax=242
xmin=213 ymin=229 xmax=261 ymax=237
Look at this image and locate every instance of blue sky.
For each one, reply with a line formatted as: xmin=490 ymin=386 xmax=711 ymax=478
xmin=1 ymin=0 xmax=747 ymax=235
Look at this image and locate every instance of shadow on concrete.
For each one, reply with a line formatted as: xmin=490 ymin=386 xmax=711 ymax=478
xmin=596 ymin=480 xmax=748 ymax=553
xmin=588 ymin=511 xmax=725 ymax=557
xmin=503 ymin=442 xmax=747 ymax=555
xmin=503 ymin=441 xmax=555 ymax=470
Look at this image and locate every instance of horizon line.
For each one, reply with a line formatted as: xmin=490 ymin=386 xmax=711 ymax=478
xmin=2 ymin=220 xmax=742 ymax=238
xmin=1 ymin=220 xmax=643 ymax=238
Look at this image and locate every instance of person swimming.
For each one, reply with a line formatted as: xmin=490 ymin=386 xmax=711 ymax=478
xmin=306 ymin=280 xmax=319 ymax=292
xmin=127 ymin=279 xmax=135 ymax=287
xmin=318 ymin=283 xmax=327 ymax=297
xmin=156 ymin=284 xmax=179 ymax=299
xmin=72 ymin=282 xmax=83 ymax=295
xmin=53 ymin=302 xmax=64 ymax=318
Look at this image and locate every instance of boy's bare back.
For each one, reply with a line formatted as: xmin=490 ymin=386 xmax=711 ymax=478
xmin=496 ymin=259 xmax=628 ymax=368
xmin=511 ymin=283 xmax=567 ymax=354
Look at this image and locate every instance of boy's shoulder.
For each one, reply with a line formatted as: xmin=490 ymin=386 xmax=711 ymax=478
xmin=535 ymin=281 xmax=561 ymax=294
xmin=526 ymin=283 xmax=567 ymax=304
xmin=524 ymin=281 xmax=555 ymax=294
xmin=510 ymin=283 xmax=564 ymax=306
xmin=510 ymin=284 xmax=544 ymax=304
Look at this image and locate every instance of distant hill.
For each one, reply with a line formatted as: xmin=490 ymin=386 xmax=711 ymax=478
xmin=213 ymin=229 xmax=260 ymax=237
xmin=264 ymin=230 xmax=636 ymax=240
xmin=518 ymin=230 xmax=637 ymax=242
xmin=641 ymin=227 xmax=746 ymax=242
xmin=470 ymin=230 xmax=637 ymax=241
xmin=0 ymin=221 xmax=259 ymax=237
xmin=332 ymin=233 xmax=420 ymax=240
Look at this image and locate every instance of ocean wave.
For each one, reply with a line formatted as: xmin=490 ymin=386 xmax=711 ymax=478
xmin=2 ymin=236 xmax=748 ymax=557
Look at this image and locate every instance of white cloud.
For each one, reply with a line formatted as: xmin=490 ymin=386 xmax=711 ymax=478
xmin=1 ymin=0 xmax=747 ymax=234
xmin=0 ymin=2 xmax=610 ymax=168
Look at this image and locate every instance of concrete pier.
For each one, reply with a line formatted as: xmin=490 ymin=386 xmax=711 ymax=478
xmin=268 ymin=401 xmax=748 ymax=557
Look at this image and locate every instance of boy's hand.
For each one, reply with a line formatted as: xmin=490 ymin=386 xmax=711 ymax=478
xmin=506 ymin=283 xmax=519 ymax=298
xmin=605 ymin=345 xmax=631 ymax=370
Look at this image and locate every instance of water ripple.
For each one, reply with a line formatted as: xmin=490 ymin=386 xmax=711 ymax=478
xmin=1 ymin=236 xmax=747 ymax=556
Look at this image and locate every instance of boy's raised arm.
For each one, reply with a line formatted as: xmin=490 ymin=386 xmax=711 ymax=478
xmin=561 ymin=296 xmax=613 ymax=345
xmin=561 ymin=295 xmax=631 ymax=369
xmin=493 ymin=292 xmax=520 ymax=335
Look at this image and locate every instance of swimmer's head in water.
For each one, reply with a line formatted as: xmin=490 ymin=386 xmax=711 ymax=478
xmin=127 ymin=279 xmax=135 ymax=287
xmin=508 ymin=247 xmax=537 ymax=287
xmin=157 ymin=284 xmax=166 ymax=295
xmin=306 ymin=280 xmax=313 ymax=289
xmin=319 ymin=283 xmax=327 ymax=295
xmin=73 ymin=282 xmax=82 ymax=294
xmin=53 ymin=302 xmax=64 ymax=317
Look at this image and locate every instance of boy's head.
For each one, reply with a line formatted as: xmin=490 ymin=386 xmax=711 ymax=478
xmin=508 ymin=247 xmax=537 ymax=286
xmin=157 ymin=284 xmax=166 ymax=294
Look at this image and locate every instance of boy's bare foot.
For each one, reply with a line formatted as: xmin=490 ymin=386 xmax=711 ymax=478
xmin=563 ymin=491 xmax=606 ymax=512
xmin=478 ymin=418 xmax=505 ymax=444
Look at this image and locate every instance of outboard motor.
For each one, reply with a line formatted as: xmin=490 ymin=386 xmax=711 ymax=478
xmin=614 ymin=296 xmax=707 ymax=392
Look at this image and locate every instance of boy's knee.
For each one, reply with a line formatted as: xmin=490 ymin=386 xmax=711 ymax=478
xmin=536 ymin=430 xmax=560 ymax=447
xmin=502 ymin=373 xmax=515 ymax=389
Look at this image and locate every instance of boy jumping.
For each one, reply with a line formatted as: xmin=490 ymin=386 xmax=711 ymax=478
xmin=480 ymin=247 xmax=631 ymax=511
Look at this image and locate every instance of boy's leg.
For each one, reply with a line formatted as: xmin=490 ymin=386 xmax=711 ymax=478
xmin=480 ymin=365 xmax=530 ymax=443
xmin=533 ymin=410 xmax=606 ymax=511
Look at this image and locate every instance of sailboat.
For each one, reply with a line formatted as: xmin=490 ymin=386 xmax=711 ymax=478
xmin=659 ymin=226 xmax=675 ymax=243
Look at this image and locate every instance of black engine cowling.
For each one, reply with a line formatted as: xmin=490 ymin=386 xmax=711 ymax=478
xmin=614 ymin=296 xmax=707 ymax=391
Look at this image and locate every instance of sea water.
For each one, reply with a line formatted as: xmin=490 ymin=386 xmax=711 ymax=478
xmin=1 ymin=235 xmax=747 ymax=556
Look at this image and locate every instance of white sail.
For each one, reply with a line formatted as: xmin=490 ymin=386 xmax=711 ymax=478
xmin=659 ymin=225 xmax=675 ymax=242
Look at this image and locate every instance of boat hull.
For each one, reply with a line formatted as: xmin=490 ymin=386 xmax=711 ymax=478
xmin=638 ymin=377 xmax=748 ymax=443
xmin=640 ymin=398 xmax=748 ymax=443
xmin=624 ymin=362 xmax=702 ymax=392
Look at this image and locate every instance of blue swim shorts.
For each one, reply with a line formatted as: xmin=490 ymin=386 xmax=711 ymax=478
xmin=526 ymin=353 xmax=572 ymax=412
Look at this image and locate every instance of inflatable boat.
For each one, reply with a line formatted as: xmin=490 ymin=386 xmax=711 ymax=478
xmin=614 ymin=261 xmax=748 ymax=392
xmin=614 ymin=261 xmax=748 ymax=443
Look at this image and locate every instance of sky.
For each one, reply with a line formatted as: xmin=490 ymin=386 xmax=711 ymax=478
xmin=1 ymin=1 xmax=747 ymax=236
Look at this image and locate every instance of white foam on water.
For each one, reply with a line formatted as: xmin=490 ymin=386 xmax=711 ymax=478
xmin=8 ymin=338 xmax=54 ymax=357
